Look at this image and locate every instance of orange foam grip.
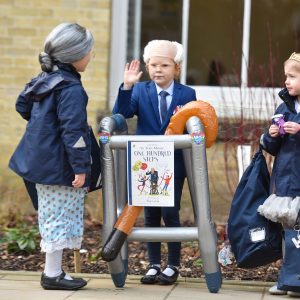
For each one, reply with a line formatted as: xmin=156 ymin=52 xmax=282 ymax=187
xmin=165 ymin=100 xmax=218 ymax=148
xmin=114 ymin=205 xmax=143 ymax=235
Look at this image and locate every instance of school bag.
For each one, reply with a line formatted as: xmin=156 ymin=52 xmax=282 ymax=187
xmin=227 ymin=147 xmax=282 ymax=268
xmin=88 ymin=126 xmax=102 ymax=192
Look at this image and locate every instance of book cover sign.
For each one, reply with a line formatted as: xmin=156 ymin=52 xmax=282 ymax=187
xmin=127 ymin=141 xmax=174 ymax=206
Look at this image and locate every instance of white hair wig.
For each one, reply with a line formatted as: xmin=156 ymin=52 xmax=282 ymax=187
xmin=143 ymin=40 xmax=184 ymax=65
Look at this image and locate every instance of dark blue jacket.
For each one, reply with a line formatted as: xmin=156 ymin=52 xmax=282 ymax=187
xmin=9 ymin=64 xmax=91 ymax=187
xmin=113 ymin=81 xmax=196 ymax=134
xmin=261 ymin=88 xmax=300 ymax=197
xmin=113 ymin=80 xmax=196 ymax=178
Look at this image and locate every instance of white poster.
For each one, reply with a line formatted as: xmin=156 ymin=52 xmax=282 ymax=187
xmin=127 ymin=141 xmax=174 ymax=207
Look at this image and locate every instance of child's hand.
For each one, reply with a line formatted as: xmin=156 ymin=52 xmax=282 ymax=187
xmin=72 ymin=173 xmax=86 ymax=188
xmin=269 ymin=124 xmax=279 ymax=137
xmin=123 ymin=60 xmax=143 ymax=90
xmin=283 ymin=121 xmax=300 ymax=134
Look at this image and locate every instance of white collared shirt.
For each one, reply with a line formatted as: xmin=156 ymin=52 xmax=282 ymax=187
xmin=156 ymin=81 xmax=174 ymax=122
xmin=295 ymin=100 xmax=300 ymax=113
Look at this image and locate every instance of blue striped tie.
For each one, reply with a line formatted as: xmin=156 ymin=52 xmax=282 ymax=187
xmin=159 ymin=90 xmax=168 ymax=123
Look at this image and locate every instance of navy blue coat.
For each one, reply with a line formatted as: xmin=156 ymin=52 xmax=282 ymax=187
xmin=261 ymin=88 xmax=300 ymax=197
xmin=112 ymin=80 xmax=196 ymax=177
xmin=9 ymin=64 xmax=91 ymax=187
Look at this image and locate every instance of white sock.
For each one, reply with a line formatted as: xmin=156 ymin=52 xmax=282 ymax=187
xmin=64 ymin=273 xmax=73 ymax=280
xmin=163 ymin=266 xmax=178 ymax=277
xmin=44 ymin=250 xmax=74 ymax=280
xmin=146 ymin=264 xmax=160 ymax=276
xmin=44 ymin=250 xmax=63 ymax=278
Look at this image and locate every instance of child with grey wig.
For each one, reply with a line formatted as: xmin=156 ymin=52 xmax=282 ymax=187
xmin=9 ymin=23 xmax=94 ymax=290
xmin=39 ymin=22 xmax=94 ymax=72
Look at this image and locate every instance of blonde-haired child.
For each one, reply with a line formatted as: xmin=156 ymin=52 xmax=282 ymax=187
xmin=258 ymin=52 xmax=300 ymax=297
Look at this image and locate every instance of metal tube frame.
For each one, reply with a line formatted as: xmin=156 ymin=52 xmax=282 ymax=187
xmin=99 ymin=114 xmax=222 ymax=292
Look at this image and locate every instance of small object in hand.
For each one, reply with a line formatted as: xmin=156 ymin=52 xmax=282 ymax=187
xmin=272 ymin=114 xmax=285 ymax=136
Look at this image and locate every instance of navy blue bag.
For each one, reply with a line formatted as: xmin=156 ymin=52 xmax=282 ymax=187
xmin=278 ymin=213 xmax=300 ymax=292
xmin=23 ymin=179 xmax=38 ymax=210
xmin=88 ymin=127 xmax=102 ymax=192
xmin=227 ymin=148 xmax=282 ymax=268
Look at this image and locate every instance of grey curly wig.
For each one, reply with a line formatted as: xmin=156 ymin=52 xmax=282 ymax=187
xmin=39 ymin=23 xmax=94 ymax=72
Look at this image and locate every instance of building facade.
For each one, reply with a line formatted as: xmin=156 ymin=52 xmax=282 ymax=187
xmin=1 ymin=0 xmax=111 ymax=190
xmin=1 ymin=0 xmax=300 ymax=218
xmin=110 ymin=0 xmax=300 ymax=120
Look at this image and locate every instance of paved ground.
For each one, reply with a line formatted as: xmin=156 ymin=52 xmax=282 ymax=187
xmin=0 ymin=270 xmax=285 ymax=300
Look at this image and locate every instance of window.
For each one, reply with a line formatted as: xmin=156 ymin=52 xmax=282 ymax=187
xmin=127 ymin=0 xmax=182 ymax=81
xmin=248 ymin=0 xmax=300 ymax=87
xmin=187 ymin=0 xmax=243 ymax=86
xmin=126 ymin=0 xmax=300 ymax=88
xmin=140 ymin=0 xmax=182 ymax=47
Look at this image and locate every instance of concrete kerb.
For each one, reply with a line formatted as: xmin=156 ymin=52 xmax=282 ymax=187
xmin=0 ymin=270 xmax=275 ymax=288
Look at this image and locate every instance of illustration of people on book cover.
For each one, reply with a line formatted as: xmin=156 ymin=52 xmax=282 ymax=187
xmin=127 ymin=141 xmax=174 ymax=206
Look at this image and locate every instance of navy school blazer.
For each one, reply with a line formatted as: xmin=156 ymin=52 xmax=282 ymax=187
xmin=113 ymin=80 xmax=196 ymax=134
xmin=113 ymin=80 xmax=196 ymax=177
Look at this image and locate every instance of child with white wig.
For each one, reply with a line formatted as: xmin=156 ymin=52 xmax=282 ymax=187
xmin=143 ymin=40 xmax=184 ymax=65
xmin=113 ymin=39 xmax=196 ymax=285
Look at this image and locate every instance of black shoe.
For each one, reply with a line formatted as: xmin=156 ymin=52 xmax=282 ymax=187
xmin=140 ymin=265 xmax=161 ymax=284
xmin=157 ymin=266 xmax=179 ymax=285
xmin=41 ymin=271 xmax=87 ymax=290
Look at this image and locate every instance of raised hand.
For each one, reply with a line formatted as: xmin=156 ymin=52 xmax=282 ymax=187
xmin=123 ymin=60 xmax=143 ymax=90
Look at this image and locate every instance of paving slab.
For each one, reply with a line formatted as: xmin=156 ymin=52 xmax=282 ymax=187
xmin=0 ymin=271 xmax=277 ymax=300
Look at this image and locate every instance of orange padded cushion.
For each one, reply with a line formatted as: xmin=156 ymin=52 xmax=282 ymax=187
xmin=165 ymin=100 xmax=218 ymax=148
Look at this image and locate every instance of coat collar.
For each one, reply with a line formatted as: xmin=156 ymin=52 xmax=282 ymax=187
xmin=155 ymin=81 xmax=174 ymax=96
xmin=167 ymin=81 xmax=182 ymax=122
xmin=23 ymin=63 xmax=81 ymax=102
xmin=146 ymin=81 xmax=183 ymax=128
xmin=56 ymin=62 xmax=81 ymax=80
xmin=279 ymin=87 xmax=297 ymax=113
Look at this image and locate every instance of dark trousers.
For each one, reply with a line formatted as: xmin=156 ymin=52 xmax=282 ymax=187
xmin=144 ymin=177 xmax=185 ymax=267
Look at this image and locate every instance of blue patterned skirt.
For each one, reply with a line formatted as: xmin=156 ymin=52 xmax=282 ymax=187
xmin=36 ymin=184 xmax=86 ymax=253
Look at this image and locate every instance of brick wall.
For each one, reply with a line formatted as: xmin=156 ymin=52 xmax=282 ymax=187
xmin=0 ymin=0 xmax=111 ymax=192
